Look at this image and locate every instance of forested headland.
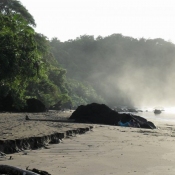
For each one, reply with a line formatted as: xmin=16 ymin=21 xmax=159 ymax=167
xmin=1 ymin=0 xmax=175 ymax=111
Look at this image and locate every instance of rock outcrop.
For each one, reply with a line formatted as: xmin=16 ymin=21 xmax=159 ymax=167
xmin=69 ymin=103 xmax=156 ymax=129
xmin=25 ymin=98 xmax=46 ymax=112
xmin=0 ymin=96 xmax=46 ymax=112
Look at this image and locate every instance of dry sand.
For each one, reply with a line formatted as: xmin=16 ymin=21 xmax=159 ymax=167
xmin=1 ymin=111 xmax=175 ymax=175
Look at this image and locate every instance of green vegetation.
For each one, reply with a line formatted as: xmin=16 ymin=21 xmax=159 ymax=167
xmin=0 ymin=0 xmax=104 ymax=110
xmin=1 ymin=0 xmax=175 ymax=110
xmin=0 ymin=0 xmax=36 ymax=26
xmin=50 ymin=35 xmax=175 ymax=107
xmin=0 ymin=13 xmax=39 ymax=109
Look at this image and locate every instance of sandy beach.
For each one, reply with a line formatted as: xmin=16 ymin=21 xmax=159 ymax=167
xmin=1 ymin=111 xmax=175 ymax=175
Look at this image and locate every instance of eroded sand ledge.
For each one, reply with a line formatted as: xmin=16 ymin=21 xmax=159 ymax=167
xmin=1 ymin=111 xmax=175 ymax=175
xmin=0 ymin=110 xmax=93 ymax=154
xmin=0 ymin=126 xmax=93 ymax=154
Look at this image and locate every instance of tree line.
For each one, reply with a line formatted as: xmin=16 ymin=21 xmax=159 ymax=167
xmin=50 ymin=35 xmax=175 ymax=107
xmin=0 ymin=0 xmax=104 ymax=111
xmin=1 ymin=0 xmax=175 ymax=111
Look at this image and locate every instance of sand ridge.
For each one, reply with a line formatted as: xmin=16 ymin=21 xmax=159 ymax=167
xmin=0 ymin=110 xmax=86 ymax=140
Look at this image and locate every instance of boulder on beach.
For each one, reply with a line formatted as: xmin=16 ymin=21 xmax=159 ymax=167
xmin=0 ymin=94 xmax=17 ymax=112
xmin=25 ymin=98 xmax=46 ymax=112
xmin=0 ymin=95 xmax=46 ymax=112
xmin=69 ymin=103 xmax=156 ymax=129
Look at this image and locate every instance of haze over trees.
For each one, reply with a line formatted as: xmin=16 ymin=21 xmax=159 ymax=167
xmin=1 ymin=0 xmax=175 ymax=111
xmin=50 ymin=35 xmax=175 ymax=108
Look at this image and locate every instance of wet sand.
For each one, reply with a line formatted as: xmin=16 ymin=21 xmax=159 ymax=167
xmin=1 ymin=111 xmax=175 ymax=175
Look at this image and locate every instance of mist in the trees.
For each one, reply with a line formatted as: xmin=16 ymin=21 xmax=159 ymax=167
xmin=50 ymin=34 xmax=175 ymax=108
xmin=103 ymin=57 xmax=175 ymax=108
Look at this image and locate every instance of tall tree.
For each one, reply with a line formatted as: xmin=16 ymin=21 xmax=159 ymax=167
xmin=0 ymin=0 xmax=36 ymax=26
xmin=0 ymin=14 xmax=37 ymax=81
xmin=0 ymin=13 xmax=38 ymax=109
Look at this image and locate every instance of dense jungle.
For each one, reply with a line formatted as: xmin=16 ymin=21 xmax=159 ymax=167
xmin=1 ymin=0 xmax=175 ymax=111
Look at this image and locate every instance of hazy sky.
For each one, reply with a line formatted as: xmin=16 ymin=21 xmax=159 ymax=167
xmin=20 ymin=0 xmax=175 ymax=42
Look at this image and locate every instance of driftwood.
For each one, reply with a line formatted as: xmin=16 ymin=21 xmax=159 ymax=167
xmin=0 ymin=152 xmax=6 ymax=157
xmin=25 ymin=115 xmax=75 ymax=123
xmin=27 ymin=167 xmax=51 ymax=175
xmin=0 ymin=165 xmax=40 ymax=175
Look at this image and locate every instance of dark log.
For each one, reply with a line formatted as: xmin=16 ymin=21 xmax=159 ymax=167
xmin=25 ymin=116 xmax=75 ymax=123
xmin=27 ymin=168 xmax=51 ymax=175
xmin=0 ymin=165 xmax=40 ymax=175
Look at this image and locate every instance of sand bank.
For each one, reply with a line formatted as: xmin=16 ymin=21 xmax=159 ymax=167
xmin=0 ymin=110 xmax=93 ymax=153
xmin=1 ymin=111 xmax=175 ymax=174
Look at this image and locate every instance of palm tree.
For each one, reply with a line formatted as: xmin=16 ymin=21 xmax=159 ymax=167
xmin=0 ymin=0 xmax=36 ymax=26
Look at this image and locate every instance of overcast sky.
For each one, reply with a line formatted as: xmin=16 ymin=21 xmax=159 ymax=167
xmin=20 ymin=0 xmax=175 ymax=43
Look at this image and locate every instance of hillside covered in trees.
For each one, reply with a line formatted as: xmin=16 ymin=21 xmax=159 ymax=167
xmin=1 ymin=0 xmax=175 ymax=111
xmin=0 ymin=0 xmax=104 ymax=111
xmin=50 ymin=35 xmax=175 ymax=108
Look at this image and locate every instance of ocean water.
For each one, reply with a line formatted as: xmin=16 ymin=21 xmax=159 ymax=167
xmin=132 ymin=110 xmax=175 ymax=124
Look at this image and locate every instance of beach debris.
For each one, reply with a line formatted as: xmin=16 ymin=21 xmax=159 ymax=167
xmin=0 ymin=165 xmax=41 ymax=175
xmin=0 ymin=151 xmax=6 ymax=157
xmin=26 ymin=115 xmax=30 ymax=120
xmin=24 ymin=116 xmax=75 ymax=123
xmin=27 ymin=167 xmax=51 ymax=175
xmin=23 ymin=152 xmax=28 ymax=155
xmin=154 ymin=109 xmax=162 ymax=114
xmin=43 ymin=145 xmax=49 ymax=149
xmin=0 ymin=151 xmax=6 ymax=160
xmin=8 ymin=156 xmax=13 ymax=160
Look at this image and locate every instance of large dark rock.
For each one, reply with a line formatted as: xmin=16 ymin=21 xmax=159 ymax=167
xmin=25 ymin=98 xmax=46 ymax=112
xmin=70 ymin=103 xmax=119 ymax=125
xmin=0 ymin=95 xmax=46 ymax=112
xmin=0 ymin=94 xmax=18 ymax=112
xmin=70 ymin=103 xmax=156 ymax=129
